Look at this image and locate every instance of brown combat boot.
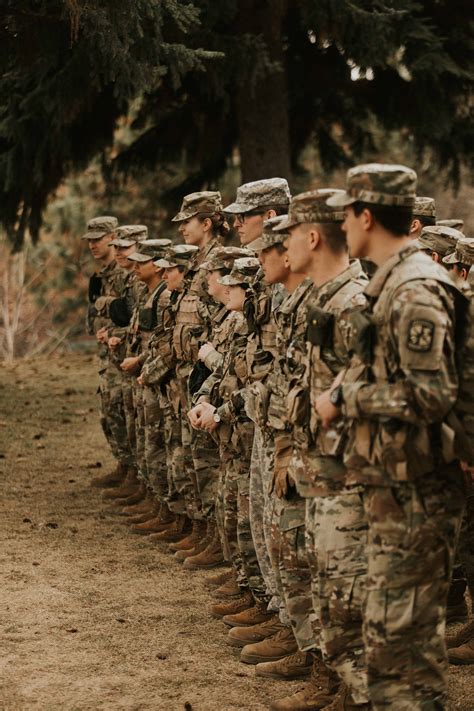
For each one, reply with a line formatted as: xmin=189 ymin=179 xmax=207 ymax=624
xmin=446 ymin=600 xmax=469 ymax=623
xmin=124 ymin=506 xmax=159 ymax=526
xmin=183 ymin=528 xmax=225 ymax=569
xmin=227 ymin=614 xmax=284 ymax=648
xmin=241 ymin=626 xmax=298 ymax=665
xmin=131 ymin=512 xmax=174 ymax=535
xmin=148 ymin=514 xmax=191 ymax=543
xmin=169 ymin=520 xmax=206 ymax=552
xmin=91 ymin=461 xmax=127 ymax=488
xmin=269 ymin=653 xmax=342 ymax=710
xmin=102 ymin=467 xmax=139 ymax=500
xmin=210 ymin=590 xmax=254 ymax=619
xmin=222 ymin=599 xmax=273 ymax=628
xmin=121 ymin=492 xmax=156 ymax=517
xmin=205 ymin=568 xmax=234 ymax=588
xmin=448 ymin=620 xmax=474 ymax=665
xmin=115 ymin=480 xmax=147 ymax=506
xmin=174 ymin=523 xmax=212 ymax=561
xmin=321 ymin=683 xmax=370 ymax=710
xmin=446 ymin=619 xmax=474 ymax=649
xmin=255 ymin=650 xmax=313 ymax=680
xmin=213 ymin=571 xmax=240 ymax=599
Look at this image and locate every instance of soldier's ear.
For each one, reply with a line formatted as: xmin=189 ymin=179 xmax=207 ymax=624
xmin=410 ymin=218 xmax=421 ymax=235
xmin=265 ymin=209 xmax=277 ymax=219
xmin=308 ymin=228 xmax=321 ymax=251
xmin=460 ymin=267 xmax=468 ymax=281
xmin=431 ymin=252 xmax=440 ymax=263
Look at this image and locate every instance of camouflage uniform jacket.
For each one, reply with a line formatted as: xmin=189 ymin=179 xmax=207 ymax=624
xmin=126 ymin=280 xmax=170 ymax=367
xmin=289 ymin=261 xmax=368 ymax=497
xmin=86 ymin=260 xmax=124 ymax=337
xmin=172 ymin=239 xmax=221 ymax=379
xmin=140 ymin=293 xmax=176 ymax=389
xmin=341 ymin=244 xmax=466 ymax=487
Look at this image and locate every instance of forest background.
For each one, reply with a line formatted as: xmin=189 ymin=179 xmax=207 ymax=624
xmin=0 ymin=0 xmax=473 ymax=359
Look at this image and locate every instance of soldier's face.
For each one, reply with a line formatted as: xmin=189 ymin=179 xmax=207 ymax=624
xmin=342 ymin=206 xmax=370 ymax=259
xmin=226 ymin=285 xmax=246 ymax=311
xmin=178 ymin=216 xmax=207 ymax=246
xmin=258 ymin=245 xmax=289 ymax=284
xmin=88 ymin=234 xmax=113 ymax=260
xmin=164 ymin=266 xmax=184 ymax=291
xmin=116 ymin=245 xmax=136 ymax=268
xmin=284 ymin=225 xmax=312 ymax=273
xmin=206 ymin=270 xmax=227 ymax=303
xmin=134 ymin=260 xmax=157 ymax=283
xmin=233 ymin=212 xmax=265 ymax=245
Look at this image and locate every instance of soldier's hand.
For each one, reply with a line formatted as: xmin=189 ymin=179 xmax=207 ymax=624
xmin=315 ymin=388 xmax=340 ymax=429
xmin=188 ymin=405 xmax=204 ymax=428
xmin=197 ymin=402 xmax=218 ymax=432
xmin=136 ymin=374 xmax=144 ymax=386
xmin=96 ymin=326 xmax=109 ymax=344
xmin=120 ymin=356 xmax=141 ymax=374
xmin=198 ymin=342 xmax=215 ymax=361
xmin=108 ymin=336 xmax=122 ymax=350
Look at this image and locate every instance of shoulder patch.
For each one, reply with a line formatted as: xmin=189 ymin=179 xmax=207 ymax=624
xmin=407 ymin=319 xmax=435 ymax=352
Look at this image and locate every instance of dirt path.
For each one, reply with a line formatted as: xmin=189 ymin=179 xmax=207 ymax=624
xmin=0 ymin=356 xmax=472 ymax=710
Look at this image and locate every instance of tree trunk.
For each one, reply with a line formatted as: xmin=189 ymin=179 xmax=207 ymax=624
xmin=235 ymin=0 xmax=291 ymax=183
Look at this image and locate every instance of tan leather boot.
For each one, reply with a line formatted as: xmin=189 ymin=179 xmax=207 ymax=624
xmin=210 ymin=589 xmax=254 ymax=619
xmin=183 ymin=528 xmax=225 ymax=569
xmin=91 ymin=461 xmax=127 ymax=488
xmin=222 ymin=599 xmax=273 ymax=628
xmin=205 ymin=569 xmax=234 ymax=588
xmin=213 ymin=571 xmax=240 ymax=599
xmin=121 ymin=493 xmax=156 ymax=517
xmin=148 ymin=514 xmax=191 ymax=543
xmin=227 ymin=614 xmax=284 ymax=648
xmin=102 ymin=467 xmax=139 ymax=500
xmin=446 ymin=619 xmax=474 ymax=649
xmin=131 ymin=513 xmax=175 ymax=535
xmin=169 ymin=520 xmax=206 ymax=552
xmin=255 ymin=650 xmax=313 ymax=680
xmin=448 ymin=621 xmax=474 ymax=665
xmin=269 ymin=653 xmax=341 ymax=710
xmin=320 ymin=683 xmax=370 ymax=710
xmin=124 ymin=508 xmax=158 ymax=526
xmin=114 ymin=480 xmax=147 ymax=506
xmin=241 ymin=626 xmax=298 ymax=665
xmin=174 ymin=522 xmax=212 ymax=561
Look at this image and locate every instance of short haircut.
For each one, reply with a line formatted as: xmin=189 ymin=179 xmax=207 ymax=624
xmin=316 ymin=222 xmax=347 ymax=254
xmin=352 ymin=201 xmax=413 ymax=237
xmin=416 ymin=215 xmax=436 ymax=228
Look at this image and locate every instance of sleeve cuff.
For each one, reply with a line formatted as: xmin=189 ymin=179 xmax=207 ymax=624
xmin=341 ymin=382 xmax=366 ymax=419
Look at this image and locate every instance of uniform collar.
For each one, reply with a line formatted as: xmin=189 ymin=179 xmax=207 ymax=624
xmin=364 ymin=244 xmax=419 ymax=298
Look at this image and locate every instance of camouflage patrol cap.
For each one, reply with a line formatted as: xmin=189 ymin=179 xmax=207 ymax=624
xmin=127 ymin=239 xmax=172 ymax=263
xmin=109 ymin=224 xmax=149 ymax=247
xmin=247 ymin=215 xmax=290 ymax=252
xmin=200 ymin=246 xmax=255 ymax=271
xmin=326 ymin=164 xmax=417 ymax=208
xmin=443 ymin=237 xmax=474 ymax=266
xmin=416 ymin=225 xmax=463 ymax=257
xmin=437 ymin=219 xmax=465 ymax=232
xmin=413 ymin=197 xmax=436 ymax=218
xmin=81 ymin=215 xmax=118 ymax=240
xmin=218 ymin=257 xmax=261 ymax=286
xmin=224 ymin=178 xmax=291 ymax=214
xmin=171 ymin=191 xmax=223 ymax=222
xmin=154 ymin=244 xmax=200 ymax=269
xmin=274 ymin=189 xmax=346 ymax=232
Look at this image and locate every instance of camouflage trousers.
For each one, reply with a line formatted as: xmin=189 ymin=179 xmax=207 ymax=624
xmin=163 ymin=394 xmax=188 ymax=516
xmin=362 ymin=474 xmax=465 ymax=710
xmin=122 ymin=375 xmax=137 ymax=467
xmin=143 ymin=386 xmax=168 ymax=502
xmin=270 ymin=488 xmax=319 ymax=651
xmin=98 ymin=357 xmax=133 ymax=467
xmin=178 ymin=411 xmax=200 ymax=519
xmin=133 ymin=381 xmax=147 ymax=482
xmin=306 ymin=489 xmax=369 ymax=706
xmin=190 ymin=424 xmax=220 ymax=520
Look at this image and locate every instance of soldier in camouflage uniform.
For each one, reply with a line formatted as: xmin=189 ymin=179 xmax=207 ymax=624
xmin=262 ymin=191 xmax=369 ymax=710
xmin=82 ymin=216 xmax=130 ymax=483
xmin=112 ymin=240 xmax=172 ymax=531
xmin=317 ymin=164 xmax=469 ymax=709
xmin=162 ymin=192 xmax=228 ymax=564
xmin=416 ymin=224 xmax=463 ymax=264
xmin=443 ymin=238 xmax=474 ymax=666
xmin=141 ymin=245 xmax=200 ymax=539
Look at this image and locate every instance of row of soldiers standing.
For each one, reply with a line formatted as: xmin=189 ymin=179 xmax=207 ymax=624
xmin=84 ymin=163 xmax=474 ymax=710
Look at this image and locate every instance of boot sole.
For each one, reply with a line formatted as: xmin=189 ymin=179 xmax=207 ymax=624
xmin=255 ymin=667 xmax=312 ymax=680
xmin=241 ymin=653 xmax=296 ymax=665
xmin=223 ymin=618 xmax=258 ymax=628
xmin=448 ymin=656 xmax=474 ymax=665
xmin=183 ymin=560 xmax=226 ymax=570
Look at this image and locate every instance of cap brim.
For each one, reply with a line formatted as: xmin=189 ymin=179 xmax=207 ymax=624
xmin=325 ymin=192 xmax=356 ymax=208
xmin=272 ymin=216 xmax=296 ymax=231
xmin=171 ymin=211 xmax=196 ymax=222
xmin=442 ymin=252 xmax=459 ymax=264
xmin=154 ymin=258 xmax=176 ymax=268
xmin=109 ymin=239 xmax=136 ymax=247
xmin=81 ymin=231 xmax=108 ymax=240
xmin=218 ymin=275 xmax=243 ymax=286
xmin=127 ymin=253 xmax=154 ymax=263
xmin=223 ymin=202 xmax=257 ymax=214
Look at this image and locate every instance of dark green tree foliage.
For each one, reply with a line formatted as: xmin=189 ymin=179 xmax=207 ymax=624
xmin=0 ymin=0 xmax=472 ymax=247
xmin=0 ymin=0 xmax=217 ymax=248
